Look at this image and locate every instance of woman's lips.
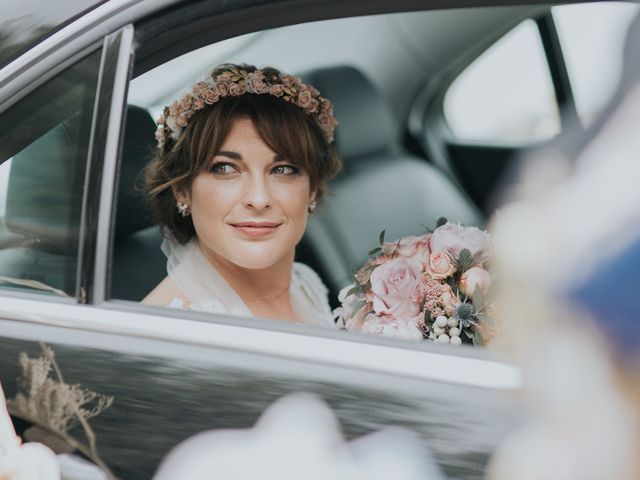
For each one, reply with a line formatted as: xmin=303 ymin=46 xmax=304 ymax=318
xmin=231 ymin=222 xmax=281 ymax=237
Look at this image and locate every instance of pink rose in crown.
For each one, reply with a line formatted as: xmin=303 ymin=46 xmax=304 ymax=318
xmin=369 ymin=257 xmax=424 ymax=319
xmin=360 ymin=314 xmax=423 ymax=341
xmin=229 ymin=82 xmax=247 ymax=96
xmin=297 ymin=89 xmax=313 ymax=109
xmin=425 ymin=251 xmax=456 ymax=280
xmin=460 ymin=267 xmax=492 ymax=299
xmin=430 ymin=223 xmax=490 ymax=261
xmin=382 ymin=234 xmax=431 ymax=265
xmin=191 ymin=81 xmax=209 ymax=96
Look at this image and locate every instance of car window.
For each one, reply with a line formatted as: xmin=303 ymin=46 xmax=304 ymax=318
xmin=0 ymin=49 xmax=102 ymax=298
xmin=443 ymin=19 xmax=560 ymax=143
xmin=553 ymin=1 xmax=640 ymax=128
xmin=115 ymin=7 xmax=504 ymax=350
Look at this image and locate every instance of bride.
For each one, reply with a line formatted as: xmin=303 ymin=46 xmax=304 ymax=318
xmin=143 ymin=63 xmax=341 ymax=327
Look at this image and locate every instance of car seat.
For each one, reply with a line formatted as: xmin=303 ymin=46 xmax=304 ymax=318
xmin=110 ymin=105 xmax=165 ymax=301
xmin=299 ymin=66 xmax=483 ymax=303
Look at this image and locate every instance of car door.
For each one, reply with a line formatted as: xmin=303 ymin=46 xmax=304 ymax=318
xmin=1 ymin=1 xmax=521 ymax=479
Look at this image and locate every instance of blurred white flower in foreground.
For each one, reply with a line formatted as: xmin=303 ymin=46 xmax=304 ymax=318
xmin=487 ymin=30 xmax=640 ymax=480
xmin=154 ymin=393 xmax=443 ymax=480
xmin=0 ymin=381 xmax=60 ymax=480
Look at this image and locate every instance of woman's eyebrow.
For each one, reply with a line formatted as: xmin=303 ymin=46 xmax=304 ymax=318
xmin=214 ymin=151 xmax=285 ymax=162
xmin=215 ymin=150 xmax=243 ymax=160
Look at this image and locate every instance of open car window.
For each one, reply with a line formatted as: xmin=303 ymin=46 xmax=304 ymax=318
xmin=110 ymin=2 xmax=634 ymax=351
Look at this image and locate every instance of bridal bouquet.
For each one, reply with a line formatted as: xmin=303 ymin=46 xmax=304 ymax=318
xmin=335 ymin=219 xmax=495 ymax=345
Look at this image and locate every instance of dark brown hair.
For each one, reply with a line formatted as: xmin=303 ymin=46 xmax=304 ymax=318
xmin=144 ymin=65 xmax=342 ymax=243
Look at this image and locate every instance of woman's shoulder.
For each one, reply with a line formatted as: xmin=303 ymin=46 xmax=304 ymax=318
xmin=142 ymin=276 xmax=190 ymax=308
xmin=292 ymin=262 xmax=335 ymax=327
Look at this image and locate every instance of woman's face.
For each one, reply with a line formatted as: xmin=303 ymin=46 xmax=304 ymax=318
xmin=176 ymin=117 xmax=314 ymax=271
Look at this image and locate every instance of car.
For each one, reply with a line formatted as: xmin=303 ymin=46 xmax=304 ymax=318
xmin=0 ymin=0 xmax=636 ymax=478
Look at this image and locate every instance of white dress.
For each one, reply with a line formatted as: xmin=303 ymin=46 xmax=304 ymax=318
xmin=162 ymin=237 xmax=336 ymax=328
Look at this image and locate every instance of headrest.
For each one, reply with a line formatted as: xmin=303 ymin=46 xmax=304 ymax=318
xmin=115 ymin=105 xmax=157 ymax=240
xmin=301 ymin=66 xmax=396 ymax=163
xmin=5 ymin=112 xmax=84 ymax=251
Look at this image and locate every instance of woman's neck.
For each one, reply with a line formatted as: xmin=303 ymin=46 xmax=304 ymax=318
xmin=197 ymin=242 xmax=299 ymax=321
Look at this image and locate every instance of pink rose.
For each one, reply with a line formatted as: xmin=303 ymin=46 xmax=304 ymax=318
xmin=383 ymin=234 xmax=431 ymax=264
xmin=440 ymin=284 xmax=461 ymax=316
xmin=229 ymin=82 xmax=247 ymax=96
xmin=193 ymin=97 xmax=205 ymax=109
xmin=269 ymin=84 xmax=285 ymax=97
xmin=249 ymin=77 xmax=268 ymax=94
xmin=168 ymin=100 xmax=181 ymax=117
xmin=425 ymin=251 xmax=456 ymax=280
xmin=180 ymin=94 xmax=194 ymax=110
xmin=369 ymin=257 xmax=423 ymax=319
xmin=460 ymin=267 xmax=492 ymax=299
xmin=359 ymin=314 xmax=423 ymax=341
xmin=202 ymin=88 xmax=219 ymax=105
xmin=297 ymin=89 xmax=313 ymax=108
xmin=430 ymin=223 xmax=490 ymax=263
xmin=215 ymin=81 xmax=230 ymax=96
xmin=281 ymin=74 xmax=296 ymax=88
xmin=306 ymin=98 xmax=320 ymax=114
xmin=175 ymin=114 xmax=188 ymax=127
xmin=191 ymin=81 xmax=209 ymax=96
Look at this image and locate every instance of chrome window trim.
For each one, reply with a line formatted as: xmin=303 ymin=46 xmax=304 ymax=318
xmin=0 ymin=297 xmax=522 ymax=390
xmin=77 ymin=25 xmax=135 ymax=304
xmin=93 ymin=25 xmax=135 ymax=304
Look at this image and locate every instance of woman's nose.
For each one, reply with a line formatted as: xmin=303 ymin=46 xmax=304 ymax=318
xmin=242 ymin=175 xmax=271 ymax=210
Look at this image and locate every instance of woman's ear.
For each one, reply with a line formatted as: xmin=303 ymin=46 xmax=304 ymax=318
xmin=172 ymin=185 xmax=190 ymax=204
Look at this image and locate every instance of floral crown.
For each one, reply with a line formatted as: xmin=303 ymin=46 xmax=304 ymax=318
xmin=155 ymin=64 xmax=338 ymax=149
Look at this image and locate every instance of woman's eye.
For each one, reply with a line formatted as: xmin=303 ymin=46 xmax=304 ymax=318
xmin=272 ymin=164 xmax=299 ymax=175
xmin=209 ymin=162 xmax=238 ymax=175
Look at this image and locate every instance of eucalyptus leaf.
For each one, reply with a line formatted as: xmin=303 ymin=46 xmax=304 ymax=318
xmin=379 ymin=230 xmax=386 ymax=245
xmin=352 ymin=300 xmax=368 ymax=317
xmin=345 ymin=285 xmax=360 ymax=298
xmin=368 ymin=246 xmax=382 ymax=256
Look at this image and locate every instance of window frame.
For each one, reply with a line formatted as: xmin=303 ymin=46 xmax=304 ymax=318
xmin=0 ymin=0 xmax=530 ymax=393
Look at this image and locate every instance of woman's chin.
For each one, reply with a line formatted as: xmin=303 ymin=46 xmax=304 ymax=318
xmin=224 ymin=246 xmax=291 ymax=271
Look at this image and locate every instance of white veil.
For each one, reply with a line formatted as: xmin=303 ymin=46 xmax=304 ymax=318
xmin=162 ymin=235 xmax=335 ymax=327
xmin=162 ymin=236 xmax=252 ymax=317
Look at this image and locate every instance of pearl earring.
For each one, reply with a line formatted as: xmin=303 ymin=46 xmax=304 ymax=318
xmin=308 ymin=201 xmax=317 ymax=214
xmin=176 ymin=201 xmax=191 ymax=217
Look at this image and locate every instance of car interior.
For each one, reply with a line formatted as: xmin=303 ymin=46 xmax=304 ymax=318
xmin=112 ymin=6 xmax=519 ymax=305
xmin=109 ymin=2 xmax=639 ymax=308
xmin=0 ymin=2 xmax=637 ymax=316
